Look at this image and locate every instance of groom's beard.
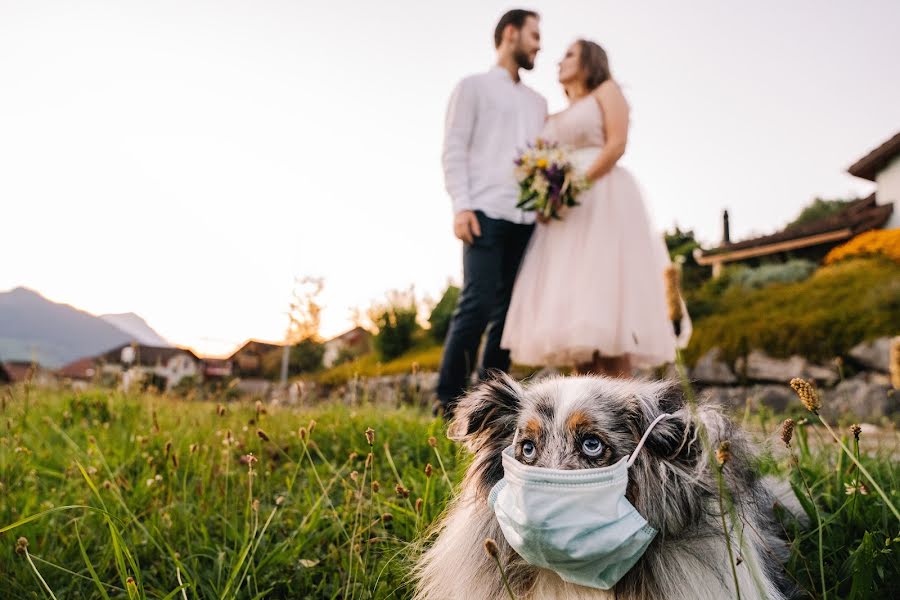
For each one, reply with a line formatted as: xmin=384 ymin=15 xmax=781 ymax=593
xmin=514 ymin=48 xmax=535 ymax=71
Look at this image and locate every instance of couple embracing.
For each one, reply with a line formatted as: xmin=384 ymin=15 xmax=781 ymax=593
xmin=437 ymin=9 xmax=690 ymax=417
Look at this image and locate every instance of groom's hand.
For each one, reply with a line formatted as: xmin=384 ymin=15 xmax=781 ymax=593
xmin=453 ymin=210 xmax=481 ymax=244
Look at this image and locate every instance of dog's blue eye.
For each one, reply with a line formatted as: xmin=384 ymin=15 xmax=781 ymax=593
xmin=521 ymin=440 xmax=536 ymax=459
xmin=581 ymin=436 xmax=603 ymax=457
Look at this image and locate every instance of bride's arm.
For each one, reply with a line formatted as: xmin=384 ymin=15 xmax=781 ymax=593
xmin=584 ymin=80 xmax=629 ymax=182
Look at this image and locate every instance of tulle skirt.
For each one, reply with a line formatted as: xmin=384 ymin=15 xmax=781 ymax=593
xmin=501 ymin=150 xmax=690 ymax=368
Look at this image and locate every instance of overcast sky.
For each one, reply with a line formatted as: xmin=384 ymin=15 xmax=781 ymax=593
xmin=1 ymin=1 xmax=897 ymax=355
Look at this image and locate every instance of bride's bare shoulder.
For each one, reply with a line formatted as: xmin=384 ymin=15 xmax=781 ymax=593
xmin=592 ymin=80 xmax=629 ymax=111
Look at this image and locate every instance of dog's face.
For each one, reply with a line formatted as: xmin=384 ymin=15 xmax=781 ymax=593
xmin=511 ymin=377 xmax=644 ymax=470
xmin=449 ymin=373 xmax=691 ymax=497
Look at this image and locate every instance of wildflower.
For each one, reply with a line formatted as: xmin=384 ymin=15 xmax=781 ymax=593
xmin=372 ymin=481 xmax=380 ymax=493
xmin=483 ymin=538 xmax=500 ymax=560
xmin=350 ymin=471 xmax=359 ymax=482
xmin=663 ymin=264 xmax=684 ymax=323
xmin=190 ymin=443 xmax=199 ymax=454
xmin=256 ymin=429 xmax=270 ymax=442
xmin=780 ymin=419 xmax=795 ymax=447
xmin=365 ymin=453 xmax=373 ymax=468
xmin=790 ymin=378 xmax=821 ymax=413
xmin=164 ymin=440 xmax=172 ymax=458
xmin=890 ymin=337 xmax=900 ymax=390
xmin=276 ymin=495 xmax=285 ymax=506
xmin=255 ymin=400 xmax=263 ymax=419
xmin=850 ymin=424 xmax=862 ymax=441
xmin=381 ymin=512 xmax=393 ymax=523
xmin=365 ymin=427 xmax=375 ymax=446
xmin=171 ymin=453 xmax=179 ymax=469
xmin=308 ymin=419 xmax=316 ymax=434
xmin=252 ymin=499 xmax=260 ymax=512
xmin=415 ymin=498 xmax=423 ymax=513
xmin=146 ymin=478 xmax=156 ymax=487
xmin=240 ymin=454 xmax=258 ymax=466
xmin=217 ymin=404 xmax=226 ymax=417
xmin=126 ymin=577 xmax=137 ymax=593
xmin=349 ymin=451 xmax=358 ymax=462
xmin=395 ymin=484 xmax=410 ymax=499
xmin=428 ymin=436 xmax=437 ymax=448
xmin=845 ymin=483 xmax=870 ymax=496
xmin=716 ymin=441 xmax=731 ymax=467
xmin=299 ymin=427 xmax=307 ymax=440
xmin=424 ymin=463 xmax=433 ymax=478
xmin=86 ymin=466 xmax=98 ymax=476
xmin=103 ymin=480 xmax=112 ymax=490
xmin=15 ymin=537 xmax=28 ymax=555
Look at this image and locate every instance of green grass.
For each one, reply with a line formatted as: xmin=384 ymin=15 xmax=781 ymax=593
xmin=312 ymin=344 xmax=443 ymax=386
xmin=1 ymin=382 xmax=898 ymax=599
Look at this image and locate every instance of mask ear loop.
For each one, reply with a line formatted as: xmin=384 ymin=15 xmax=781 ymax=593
xmin=626 ymin=413 xmax=672 ymax=468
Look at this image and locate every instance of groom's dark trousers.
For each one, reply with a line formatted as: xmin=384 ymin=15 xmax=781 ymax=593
xmin=437 ymin=210 xmax=533 ymax=414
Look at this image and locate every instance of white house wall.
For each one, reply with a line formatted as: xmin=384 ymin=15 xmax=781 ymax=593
xmin=876 ymin=154 xmax=900 ymax=229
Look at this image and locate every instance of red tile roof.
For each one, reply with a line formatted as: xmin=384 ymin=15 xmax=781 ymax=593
xmin=58 ymin=357 xmax=98 ymax=380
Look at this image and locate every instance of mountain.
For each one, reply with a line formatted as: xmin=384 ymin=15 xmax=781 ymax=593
xmin=100 ymin=313 xmax=170 ymax=347
xmin=0 ymin=287 xmax=167 ymax=368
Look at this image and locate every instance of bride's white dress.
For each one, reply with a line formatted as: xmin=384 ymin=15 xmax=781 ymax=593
xmin=501 ymin=94 xmax=690 ymax=368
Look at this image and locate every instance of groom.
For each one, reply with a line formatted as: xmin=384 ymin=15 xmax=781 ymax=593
xmin=436 ymin=9 xmax=547 ymax=417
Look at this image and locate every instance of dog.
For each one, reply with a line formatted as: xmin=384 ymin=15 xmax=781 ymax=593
xmin=413 ymin=374 xmax=802 ymax=600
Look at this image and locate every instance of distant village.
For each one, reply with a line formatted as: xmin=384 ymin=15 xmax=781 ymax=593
xmin=0 ymin=328 xmax=371 ymax=395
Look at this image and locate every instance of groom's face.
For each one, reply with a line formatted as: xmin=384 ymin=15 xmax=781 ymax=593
xmin=513 ymin=16 xmax=541 ymax=71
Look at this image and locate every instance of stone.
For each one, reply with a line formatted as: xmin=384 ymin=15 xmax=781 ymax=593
xmin=691 ymin=348 xmax=737 ymax=385
xmin=822 ymin=375 xmax=896 ymax=419
xmin=736 ymin=350 xmax=838 ymax=386
xmin=848 ymin=337 xmax=892 ymax=373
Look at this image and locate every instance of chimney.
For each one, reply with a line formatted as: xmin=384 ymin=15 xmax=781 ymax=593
xmin=722 ymin=210 xmax=731 ymax=245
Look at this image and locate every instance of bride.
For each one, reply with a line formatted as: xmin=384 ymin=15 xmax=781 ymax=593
xmin=501 ymin=39 xmax=689 ymax=377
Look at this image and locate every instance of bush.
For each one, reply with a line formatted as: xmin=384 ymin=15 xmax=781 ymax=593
xmin=370 ymin=290 xmax=420 ymax=361
xmin=825 ymin=229 xmax=900 ymax=265
xmin=728 ymin=259 xmax=816 ymax=290
xmin=428 ymin=284 xmax=460 ymax=342
xmin=290 ymin=338 xmax=325 ymax=374
xmin=684 ymin=257 xmax=900 ymax=367
xmin=665 ymin=228 xmax=712 ymax=292
xmin=786 ymin=197 xmax=854 ymax=229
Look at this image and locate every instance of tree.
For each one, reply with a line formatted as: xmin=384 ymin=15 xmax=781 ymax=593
xmin=428 ymin=283 xmax=460 ymax=342
xmin=368 ymin=288 xmax=420 ymax=361
xmin=278 ymin=276 xmax=325 ymax=383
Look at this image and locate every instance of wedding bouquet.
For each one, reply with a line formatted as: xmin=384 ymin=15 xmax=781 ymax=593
xmin=514 ymin=139 xmax=590 ymax=220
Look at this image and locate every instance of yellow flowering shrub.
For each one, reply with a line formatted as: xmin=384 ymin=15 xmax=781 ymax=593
xmin=824 ymin=229 xmax=900 ymax=265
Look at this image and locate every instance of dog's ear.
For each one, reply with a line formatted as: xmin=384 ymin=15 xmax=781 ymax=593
xmin=632 ymin=382 xmax=697 ymax=462
xmin=448 ymin=371 xmax=523 ymax=451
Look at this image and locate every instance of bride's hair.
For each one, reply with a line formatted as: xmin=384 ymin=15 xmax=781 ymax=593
xmin=577 ymin=39 xmax=612 ymax=91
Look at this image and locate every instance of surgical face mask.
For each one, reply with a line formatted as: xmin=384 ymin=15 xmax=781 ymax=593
xmin=488 ymin=413 xmax=670 ymax=590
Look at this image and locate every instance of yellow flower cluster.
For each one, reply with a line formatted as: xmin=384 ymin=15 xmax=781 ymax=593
xmin=824 ymin=229 xmax=900 ymax=265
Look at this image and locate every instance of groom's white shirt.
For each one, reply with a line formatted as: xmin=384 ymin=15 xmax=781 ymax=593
xmin=443 ymin=66 xmax=547 ymax=224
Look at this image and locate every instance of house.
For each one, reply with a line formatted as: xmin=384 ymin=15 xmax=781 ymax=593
xmin=695 ymin=132 xmax=897 ymax=276
xmin=0 ymin=362 xmax=10 ymax=384
xmin=0 ymin=361 xmax=57 ymax=386
xmin=57 ymin=356 xmax=98 ymax=382
xmin=848 ymin=131 xmax=900 ymax=229
xmin=96 ymin=343 xmax=201 ymax=391
xmin=201 ymin=357 xmax=234 ymax=380
xmin=322 ymin=327 xmax=372 ymax=368
xmin=229 ymin=340 xmax=282 ymax=378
